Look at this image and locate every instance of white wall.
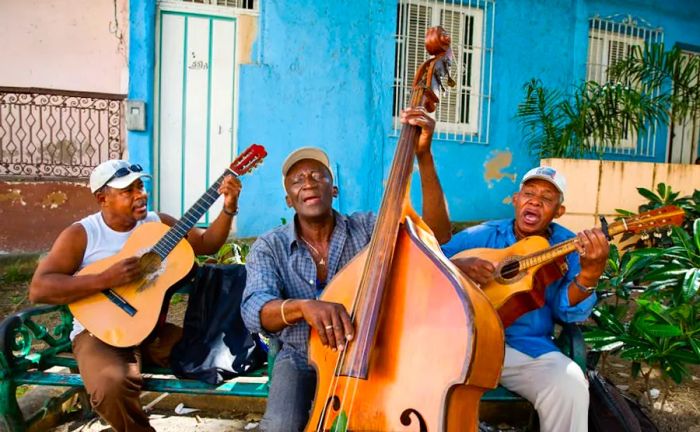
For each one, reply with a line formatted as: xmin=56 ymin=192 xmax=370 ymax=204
xmin=0 ymin=0 xmax=129 ymax=94
xmin=542 ymin=158 xmax=700 ymax=234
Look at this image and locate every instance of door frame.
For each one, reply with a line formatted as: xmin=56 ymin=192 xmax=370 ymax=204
xmin=153 ymin=0 xmax=240 ymax=226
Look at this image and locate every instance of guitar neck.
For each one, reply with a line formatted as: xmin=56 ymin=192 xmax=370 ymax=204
xmin=518 ymin=220 xmax=627 ymax=270
xmin=518 ymin=237 xmax=579 ymax=270
xmin=150 ymin=169 xmax=234 ymax=259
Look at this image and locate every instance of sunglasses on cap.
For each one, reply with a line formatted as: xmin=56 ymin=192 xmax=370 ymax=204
xmin=104 ymin=164 xmax=143 ymax=185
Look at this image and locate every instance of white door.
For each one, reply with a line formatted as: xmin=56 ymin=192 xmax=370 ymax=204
xmin=154 ymin=4 xmax=237 ymax=225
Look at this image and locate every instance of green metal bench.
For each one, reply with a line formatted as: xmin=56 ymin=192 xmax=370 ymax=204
xmin=0 ymin=304 xmax=274 ymax=432
xmin=0 ymin=303 xmax=585 ymax=431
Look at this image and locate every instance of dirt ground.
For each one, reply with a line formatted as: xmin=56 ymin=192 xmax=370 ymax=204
xmin=1 ymin=258 xmax=699 ymax=431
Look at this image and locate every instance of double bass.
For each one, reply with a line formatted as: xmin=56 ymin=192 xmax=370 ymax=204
xmin=306 ymin=27 xmax=504 ymax=432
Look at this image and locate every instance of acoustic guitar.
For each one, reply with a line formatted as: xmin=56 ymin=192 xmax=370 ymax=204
xmin=452 ymin=205 xmax=685 ymax=327
xmin=69 ymin=144 xmax=267 ymax=347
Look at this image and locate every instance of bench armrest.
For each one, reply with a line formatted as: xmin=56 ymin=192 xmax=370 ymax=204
xmin=0 ymin=304 xmax=73 ymax=374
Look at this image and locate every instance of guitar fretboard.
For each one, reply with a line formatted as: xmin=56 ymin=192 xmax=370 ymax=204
xmin=517 ymin=220 xmax=627 ymax=270
xmin=150 ymin=170 xmax=233 ymax=259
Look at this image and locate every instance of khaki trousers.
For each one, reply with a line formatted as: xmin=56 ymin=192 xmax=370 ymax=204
xmin=72 ymin=323 xmax=182 ymax=432
xmin=499 ymin=345 xmax=589 ymax=432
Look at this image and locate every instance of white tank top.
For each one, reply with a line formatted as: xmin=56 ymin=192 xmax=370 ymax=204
xmin=70 ymin=211 xmax=161 ymax=340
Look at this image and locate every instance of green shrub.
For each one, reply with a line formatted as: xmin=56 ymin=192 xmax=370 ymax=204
xmin=585 ymin=186 xmax=700 ymax=408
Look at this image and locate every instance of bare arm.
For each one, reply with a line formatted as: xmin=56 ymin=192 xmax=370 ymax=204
xmin=160 ymin=175 xmax=242 ymax=256
xmin=416 ymin=151 xmax=451 ymax=244
xmin=260 ymin=298 xmax=353 ymax=352
xmin=29 ymin=224 xmax=143 ymax=304
xmin=400 ymin=107 xmax=452 ymax=244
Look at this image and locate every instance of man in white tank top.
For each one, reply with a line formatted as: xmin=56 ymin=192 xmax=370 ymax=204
xmin=29 ymin=159 xmax=242 ymax=432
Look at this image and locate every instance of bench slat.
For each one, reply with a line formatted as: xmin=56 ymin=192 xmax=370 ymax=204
xmin=14 ymin=371 xmax=270 ymax=398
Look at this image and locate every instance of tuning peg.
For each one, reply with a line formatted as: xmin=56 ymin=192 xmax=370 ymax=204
xmin=653 ymin=231 xmax=662 ymax=239
xmin=667 ymin=227 xmax=673 ymax=236
xmin=641 ymin=232 xmax=650 ymax=240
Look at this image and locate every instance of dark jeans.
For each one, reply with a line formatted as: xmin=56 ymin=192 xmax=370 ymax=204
xmin=260 ymin=356 xmax=317 ymax=432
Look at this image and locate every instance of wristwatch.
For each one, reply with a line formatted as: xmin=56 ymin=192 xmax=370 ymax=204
xmin=573 ymin=276 xmax=596 ymax=294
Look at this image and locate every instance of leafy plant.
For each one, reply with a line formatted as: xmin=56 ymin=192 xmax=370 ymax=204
xmin=516 ymin=79 xmax=667 ymax=158
xmin=0 ymin=260 xmax=36 ymax=285
xmin=196 ymin=239 xmax=252 ymax=265
xmin=517 ymin=43 xmax=699 ymax=159
xmin=596 ymin=244 xmax=659 ymax=302
xmin=609 ymin=43 xmax=700 ymax=125
xmin=585 ymin=220 xmax=700 ymax=407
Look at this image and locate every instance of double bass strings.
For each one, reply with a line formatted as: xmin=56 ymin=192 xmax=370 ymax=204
xmin=325 ymin=120 xmax=422 ymax=431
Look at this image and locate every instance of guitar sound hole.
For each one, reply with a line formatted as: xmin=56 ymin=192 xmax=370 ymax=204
xmin=139 ymin=252 xmax=162 ymax=274
xmin=500 ymin=261 xmax=521 ymax=280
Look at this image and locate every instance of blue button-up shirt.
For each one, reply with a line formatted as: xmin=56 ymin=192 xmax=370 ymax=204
xmin=441 ymin=219 xmax=597 ymax=358
xmin=241 ymin=211 xmax=376 ymax=369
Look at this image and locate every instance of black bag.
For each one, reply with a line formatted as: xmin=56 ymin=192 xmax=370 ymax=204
xmin=588 ymin=370 xmax=658 ymax=432
xmin=170 ymin=264 xmax=265 ymax=385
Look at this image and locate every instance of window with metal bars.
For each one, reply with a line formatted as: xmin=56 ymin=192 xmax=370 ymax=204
xmin=393 ymin=0 xmax=494 ymax=143
xmin=174 ymin=0 xmax=257 ymax=10
xmin=585 ymin=15 xmax=663 ymax=156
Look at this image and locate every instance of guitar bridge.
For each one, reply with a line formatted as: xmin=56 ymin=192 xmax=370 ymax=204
xmin=102 ymin=289 xmax=137 ymax=317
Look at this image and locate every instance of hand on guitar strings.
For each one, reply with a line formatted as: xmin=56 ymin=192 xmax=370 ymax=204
xmin=99 ymin=257 xmax=144 ymax=288
xmin=399 ymin=107 xmax=436 ymax=158
xmin=219 ymin=175 xmax=242 ymax=215
xmin=300 ymin=300 xmax=354 ymax=352
xmin=450 ymin=256 xmax=495 ymax=287
xmin=573 ymin=228 xmax=610 ymax=286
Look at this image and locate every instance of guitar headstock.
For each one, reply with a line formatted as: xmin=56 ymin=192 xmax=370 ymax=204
xmin=230 ymin=144 xmax=267 ymax=176
xmin=617 ymin=205 xmax=685 ymax=235
xmin=411 ymin=26 xmax=456 ymax=113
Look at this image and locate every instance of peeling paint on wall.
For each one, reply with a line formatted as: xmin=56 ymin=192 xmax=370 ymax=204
xmin=42 ymin=191 xmax=68 ymax=209
xmin=238 ymin=15 xmax=258 ymax=64
xmin=484 ymin=150 xmax=517 ymax=189
xmin=0 ymin=189 xmax=26 ymax=206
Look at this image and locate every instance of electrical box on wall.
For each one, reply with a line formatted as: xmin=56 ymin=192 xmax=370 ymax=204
xmin=125 ymin=100 xmax=146 ymax=131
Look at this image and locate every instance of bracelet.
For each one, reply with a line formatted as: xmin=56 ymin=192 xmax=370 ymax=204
xmin=222 ymin=207 xmax=238 ymax=217
xmin=280 ymin=299 xmax=293 ymax=326
xmin=573 ymin=276 xmax=596 ymax=294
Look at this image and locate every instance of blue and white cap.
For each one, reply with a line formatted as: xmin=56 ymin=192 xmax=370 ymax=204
xmin=520 ymin=166 xmax=567 ymax=198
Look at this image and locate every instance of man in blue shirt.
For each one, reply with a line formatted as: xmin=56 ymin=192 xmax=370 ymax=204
xmin=241 ymin=107 xmax=452 ymax=432
xmin=442 ymin=166 xmax=609 ymax=432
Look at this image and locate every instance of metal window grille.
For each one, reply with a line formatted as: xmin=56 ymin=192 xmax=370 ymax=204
xmin=0 ymin=87 xmax=125 ymax=179
xmin=586 ymin=15 xmax=663 ymax=157
xmin=393 ymin=0 xmax=495 ymax=144
xmin=174 ymin=0 xmax=257 ymax=11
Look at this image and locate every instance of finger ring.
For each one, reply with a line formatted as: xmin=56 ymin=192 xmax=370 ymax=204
xmin=325 ymin=325 xmax=333 ymax=330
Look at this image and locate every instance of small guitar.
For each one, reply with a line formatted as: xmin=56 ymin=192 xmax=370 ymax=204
xmin=452 ymin=206 xmax=685 ymax=327
xmin=69 ymin=144 xmax=267 ymax=347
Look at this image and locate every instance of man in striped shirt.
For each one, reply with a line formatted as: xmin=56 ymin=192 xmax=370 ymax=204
xmin=242 ymin=107 xmax=452 ymax=432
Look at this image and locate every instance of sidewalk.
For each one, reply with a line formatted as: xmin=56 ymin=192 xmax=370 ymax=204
xmin=50 ymin=412 xmax=260 ymax=432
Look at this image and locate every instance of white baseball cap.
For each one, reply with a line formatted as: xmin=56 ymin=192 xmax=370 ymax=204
xmin=281 ymin=147 xmax=334 ymax=182
xmin=89 ymin=160 xmax=151 ymax=193
xmin=520 ymin=166 xmax=567 ymax=198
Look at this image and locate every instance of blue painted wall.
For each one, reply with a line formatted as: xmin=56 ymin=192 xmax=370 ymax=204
xmin=237 ymin=0 xmax=396 ymax=236
xmin=129 ymin=0 xmax=700 ymax=237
